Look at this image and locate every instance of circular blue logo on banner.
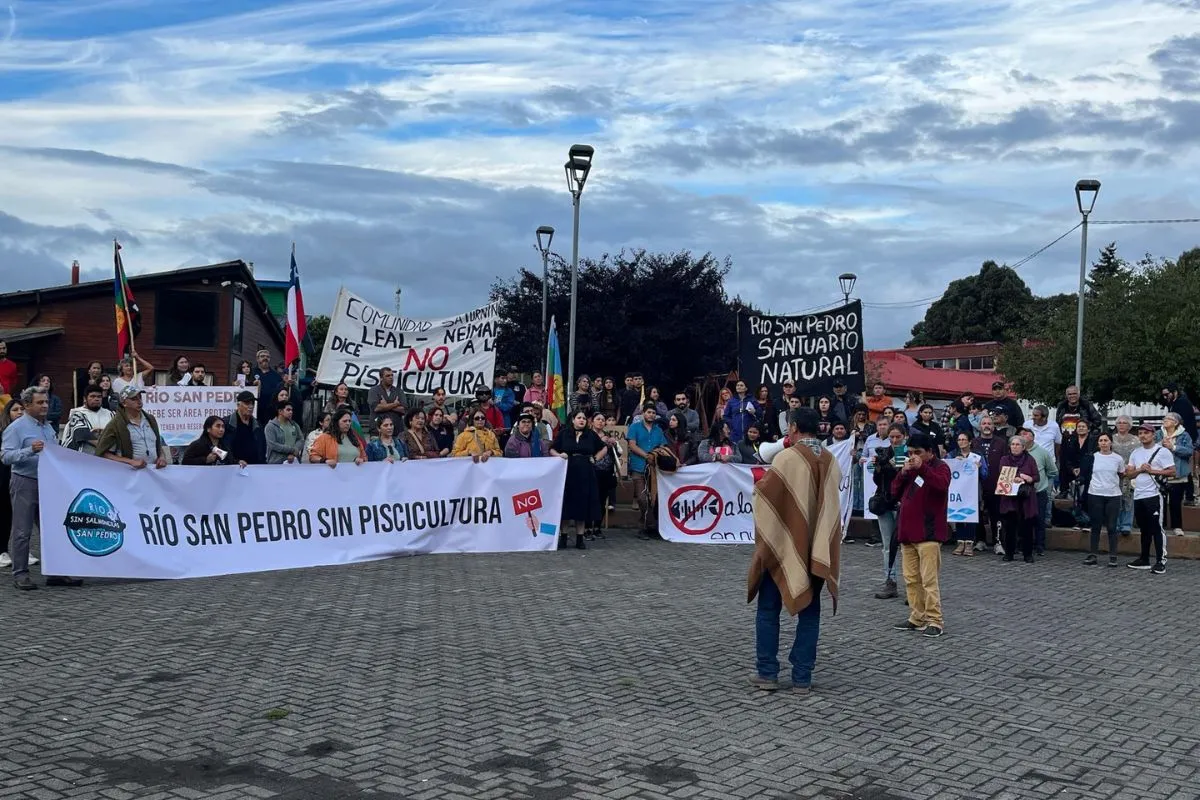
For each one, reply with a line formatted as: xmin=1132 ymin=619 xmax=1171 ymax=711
xmin=63 ymin=489 xmax=126 ymax=557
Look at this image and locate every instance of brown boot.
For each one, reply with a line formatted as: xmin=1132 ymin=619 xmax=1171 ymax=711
xmin=952 ymin=541 xmax=966 ymax=556
xmin=874 ymin=579 xmax=898 ymax=599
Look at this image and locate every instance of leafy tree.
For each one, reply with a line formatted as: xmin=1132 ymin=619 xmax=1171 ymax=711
xmin=906 ymin=261 xmax=1037 ymax=346
xmin=490 ymin=250 xmax=756 ymax=394
xmin=1089 ymin=242 xmax=1127 ymax=290
xmin=307 ymin=315 xmax=330 ymax=369
xmin=1001 ymin=247 xmax=1200 ymax=405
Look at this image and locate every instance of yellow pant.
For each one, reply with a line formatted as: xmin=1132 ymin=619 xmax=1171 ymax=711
xmin=901 ymin=541 xmax=943 ymax=629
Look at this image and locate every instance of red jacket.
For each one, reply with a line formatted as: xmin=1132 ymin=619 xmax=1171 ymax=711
xmin=890 ymin=457 xmax=952 ymax=544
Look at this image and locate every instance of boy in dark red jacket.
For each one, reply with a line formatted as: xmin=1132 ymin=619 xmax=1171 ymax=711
xmin=889 ymin=432 xmax=951 ymax=637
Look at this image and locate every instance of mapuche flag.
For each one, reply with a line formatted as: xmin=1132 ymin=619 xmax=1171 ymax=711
xmin=113 ymin=241 xmax=141 ymax=359
xmin=546 ymin=316 xmax=566 ymax=425
xmin=284 ymin=244 xmax=306 ymax=368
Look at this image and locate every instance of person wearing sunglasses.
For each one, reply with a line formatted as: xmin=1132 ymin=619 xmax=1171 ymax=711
xmin=451 ymin=410 xmax=502 ymax=462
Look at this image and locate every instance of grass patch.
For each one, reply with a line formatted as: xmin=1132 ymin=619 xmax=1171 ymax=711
xmin=265 ymin=708 xmax=291 ymax=721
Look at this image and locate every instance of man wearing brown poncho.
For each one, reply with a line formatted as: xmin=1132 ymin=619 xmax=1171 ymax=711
xmin=746 ymin=407 xmax=842 ymax=693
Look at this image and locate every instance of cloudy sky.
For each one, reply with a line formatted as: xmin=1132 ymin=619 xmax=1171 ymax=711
xmin=2 ymin=0 xmax=1199 ymax=346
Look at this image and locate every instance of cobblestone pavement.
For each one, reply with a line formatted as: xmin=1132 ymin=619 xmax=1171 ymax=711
xmin=2 ymin=535 xmax=1198 ymax=800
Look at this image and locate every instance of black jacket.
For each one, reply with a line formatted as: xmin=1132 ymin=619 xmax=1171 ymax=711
xmin=986 ymin=397 xmax=1025 ymax=430
xmin=1055 ymin=398 xmax=1103 ymax=433
xmin=1170 ymin=392 xmax=1197 ymax=439
xmin=1061 ymin=431 xmax=1098 ymax=481
xmin=617 ymin=388 xmax=642 ymax=425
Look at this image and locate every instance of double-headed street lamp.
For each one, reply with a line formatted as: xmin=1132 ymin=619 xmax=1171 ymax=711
xmin=1073 ymin=179 xmax=1101 ymax=390
xmin=564 ymin=144 xmax=594 ymax=399
xmin=838 ymin=272 xmax=857 ymax=305
xmin=535 ymin=225 xmax=554 ymax=339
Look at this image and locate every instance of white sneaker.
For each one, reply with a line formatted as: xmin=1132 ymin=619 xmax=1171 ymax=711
xmin=973 ymin=542 xmax=986 ymax=552
xmin=0 ymin=552 xmax=10 ymax=568
xmin=994 ymin=542 xmax=1005 ymax=556
xmin=28 ymin=555 xmax=38 ymax=565
xmin=1172 ymin=528 xmax=1185 ymax=537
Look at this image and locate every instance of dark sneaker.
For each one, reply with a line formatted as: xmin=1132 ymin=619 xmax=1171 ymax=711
xmin=1108 ymin=556 xmax=1118 ymax=568
xmin=1083 ymin=554 xmax=1098 ymax=566
xmin=44 ymin=576 xmax=83 ymax=587
xmin=1151 ymin=561 xmax=1166 ymax=575
xmin=13 ymin=575 xmax=36 ymax=591
xmin=874 ymin=579 xmax=898 ymax=599
xmin=922 ymin=625 xmax=944 ymax=638
xmin=893 ymin=620 xmax=926 ymax=631
xmin=1127 ymin=558 xmax=1152 ymax=570
xmin=748 ymin=675 xmax=778 ymax=691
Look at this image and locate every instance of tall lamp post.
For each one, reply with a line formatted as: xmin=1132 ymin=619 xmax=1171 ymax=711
xmin=564 ymin=144 xmax=594 ymax=401
xmin=535 ymin=225 xmax=554 ymax=339
xmin=838 ymin=272 xmax=857 ymax=305
xmin=1073 ymin=179 xmax=1101 ymax=390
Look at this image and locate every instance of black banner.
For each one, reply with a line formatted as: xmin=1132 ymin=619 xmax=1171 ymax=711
xmin=738 ymin=301 xmax=865 ymax=397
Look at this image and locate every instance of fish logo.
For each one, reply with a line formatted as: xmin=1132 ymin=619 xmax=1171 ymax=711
xmin=63 ymin=489 xmax=126 ymax=557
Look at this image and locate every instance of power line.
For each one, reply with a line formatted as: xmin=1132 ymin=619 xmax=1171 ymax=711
xmin=1007 ymin=222 xmax=1081 ymax=270
xmin=1091 ymin=217 xmax=1200 ymax=225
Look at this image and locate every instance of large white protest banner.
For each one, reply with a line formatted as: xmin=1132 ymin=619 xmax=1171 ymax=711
xmin=658 ymin=440 xmax=857 ymax=545
xmin=142 ymin=385 xmax=257 ymax=447
xmin=945 ymin=455 xmax=981 ymax=523
xmin=38 ymin=447 xmax=566 ymax=580
xmin=316 ymin=287 xmax=499 ymax=396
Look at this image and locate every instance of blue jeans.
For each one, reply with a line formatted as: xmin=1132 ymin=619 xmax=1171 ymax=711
xmin=755 ymin=573 xmax=821 ymax=686
xmin=876 ymin=511 xmax=898 ymax=582
xmin=1117 ymin=494 xmax=1133 ymax=532
xmin=1034 ymin=490 xmax=1050 ymax=552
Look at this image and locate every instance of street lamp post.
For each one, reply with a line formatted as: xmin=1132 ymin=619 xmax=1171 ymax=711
xmin=838 ymin=272 xmax=857 ymax=305
xmin=1073 ymin=179 xmax=1101 ymax=390
xmin=535 ymin=226 xmax=555 ymax=340
xmin=564 ymin=144 xmax=594 ymax=402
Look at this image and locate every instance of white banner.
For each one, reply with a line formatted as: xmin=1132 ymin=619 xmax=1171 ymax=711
xmin=141 ymin=385 xmax=257 ymax=447
xmin=657 ymin=439 xmax=856 ymax=545
xmin=862 ymin=461 xmax=877 ymax=521
xmin=315 ymin=287 xmax=499 ymax=397
xmin=38 ymin=447 xmax=566 ymax=580
xmin=946 ymin=455 xmax=980 ymax=523
xmin=828 ymin=438 xmax=854 ymax=536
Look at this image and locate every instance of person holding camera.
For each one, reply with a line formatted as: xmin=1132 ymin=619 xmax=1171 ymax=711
xmin=869 ymin=424 xmax=908 ymax=599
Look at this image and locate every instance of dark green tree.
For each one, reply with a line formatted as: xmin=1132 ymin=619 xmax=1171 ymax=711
xmin=906 ymin=261 xmax=1037 ymax=346
xmin=490 ymin=250 xmax=756 ymax=394
xmin=1001 ymin=247 xmax=1200 ymax=404
xmin=306 ymin=315 xmax=330 ymax=370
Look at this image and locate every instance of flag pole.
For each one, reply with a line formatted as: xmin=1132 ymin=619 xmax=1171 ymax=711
xmin=116 ymin=239 xmax=139 ymax=359
xmin=288 ymin=242 xmax=296 ymax=380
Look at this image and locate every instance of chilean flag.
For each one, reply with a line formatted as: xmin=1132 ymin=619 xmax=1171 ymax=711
xmin=284 ymin=244 xmax=306 ymax=368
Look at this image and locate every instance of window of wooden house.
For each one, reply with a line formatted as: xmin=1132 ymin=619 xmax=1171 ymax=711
xmin=155 ymin=290 xmax=218 ymax=349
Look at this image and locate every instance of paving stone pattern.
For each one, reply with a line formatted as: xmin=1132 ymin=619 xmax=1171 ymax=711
xmin=1 ymin=537 xmax=1198 ymax=800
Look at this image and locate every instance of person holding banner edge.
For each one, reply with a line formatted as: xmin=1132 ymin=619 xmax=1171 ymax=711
xmin=2 ymin=386 xmax=83 ymax=590
xmin=310 ymin=408 xmax=367 ymax=467
xmin=747 ymin=407 xmax=841 ymax=693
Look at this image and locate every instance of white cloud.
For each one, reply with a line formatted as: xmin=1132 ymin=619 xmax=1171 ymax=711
xmin=0 ymin=0 xmax=1198 ymax=348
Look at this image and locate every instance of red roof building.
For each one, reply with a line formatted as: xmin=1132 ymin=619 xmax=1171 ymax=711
xmin=866 ymin=342 xmax=1004 ymax=400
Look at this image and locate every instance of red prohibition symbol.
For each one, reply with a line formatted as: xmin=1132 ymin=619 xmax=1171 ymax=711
xmin=667 ymin=485 xmax=723 ymax=536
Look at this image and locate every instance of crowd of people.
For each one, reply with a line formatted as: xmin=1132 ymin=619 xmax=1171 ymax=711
xmin=0 ymin=337 xmax=1194 ymax=592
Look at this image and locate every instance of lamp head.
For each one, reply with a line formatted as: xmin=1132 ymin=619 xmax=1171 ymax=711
xmin=564 ymin=144 xmax=595 ymax=195
xmin=1075 ymin=179 xmax=1101 ymax=216
xmin=536 ymin=225 xmax=555 ymax=253
xmin=838 ymin=272 xmax=858 ymax=300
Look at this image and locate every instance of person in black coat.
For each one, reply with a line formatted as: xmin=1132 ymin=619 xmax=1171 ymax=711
xmin=909 ymin=403 xmax=946 ymax=455
xmin=550 ymin=410 xmax=607 ymax=550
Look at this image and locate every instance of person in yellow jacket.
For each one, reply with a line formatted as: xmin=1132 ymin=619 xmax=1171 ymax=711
xmin=451 ymin=410 xmax=502 ymax=462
